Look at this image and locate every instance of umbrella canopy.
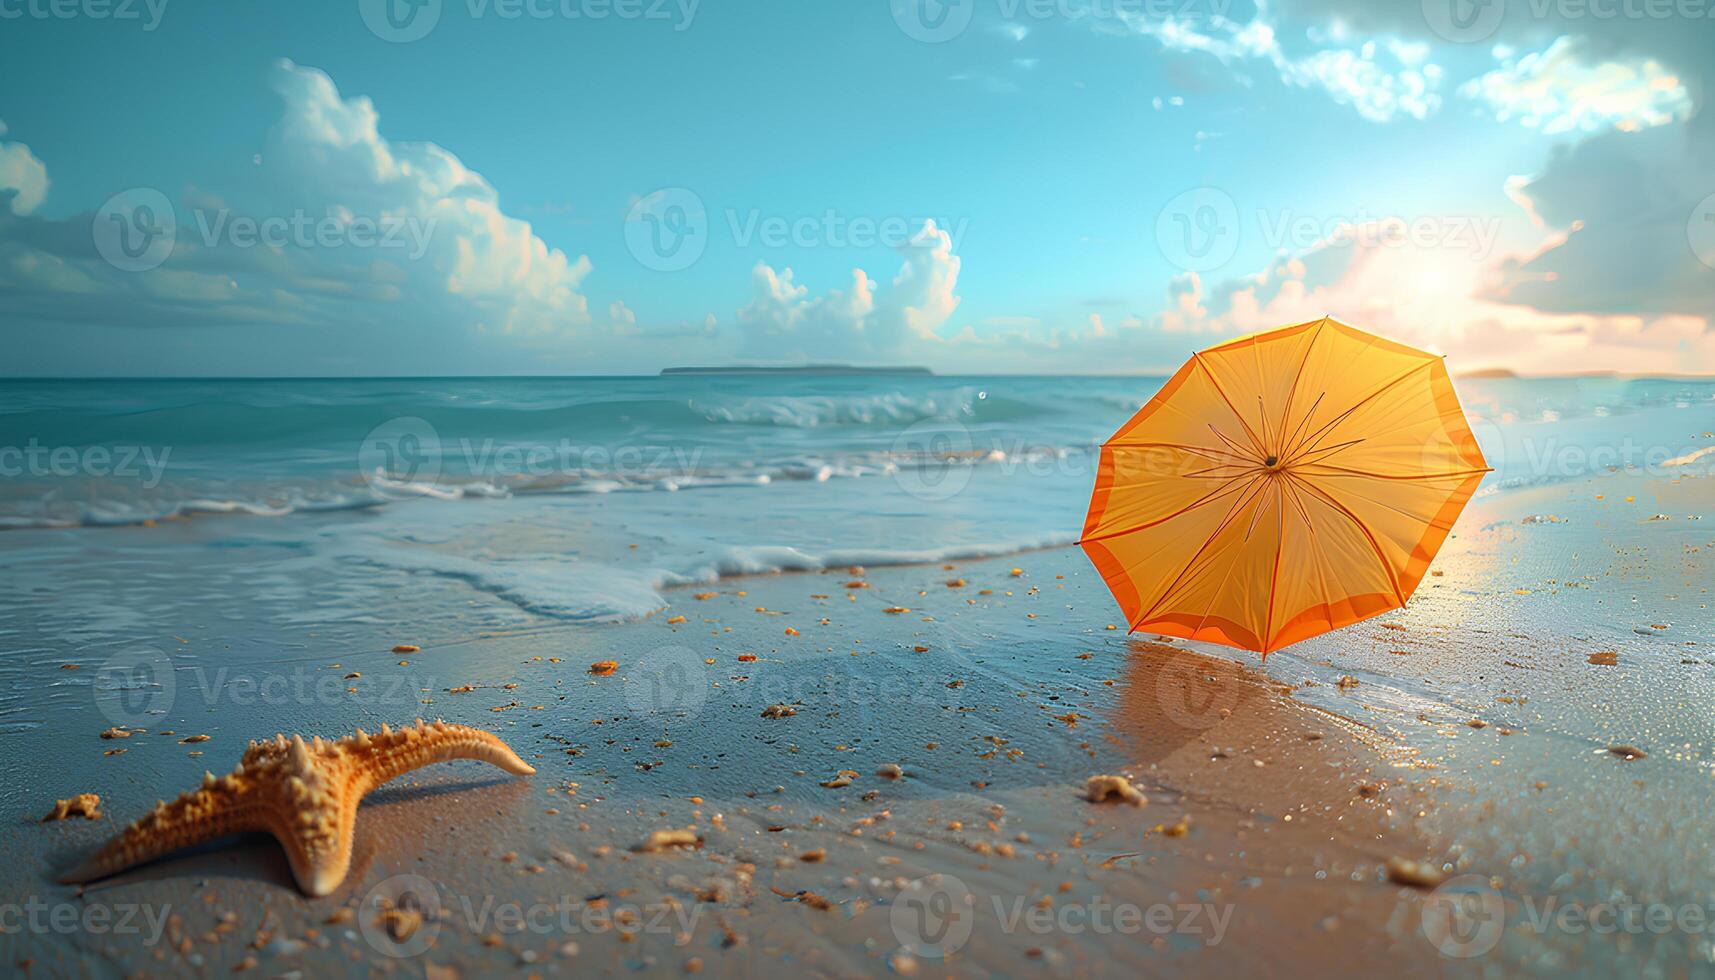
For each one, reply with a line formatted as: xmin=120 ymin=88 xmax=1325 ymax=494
xmin=1081 ymin=317 xmax=1488 ymax=655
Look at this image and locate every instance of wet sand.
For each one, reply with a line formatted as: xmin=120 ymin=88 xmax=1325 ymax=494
xmin=7 ymin=465 xmax=1712 ymax=977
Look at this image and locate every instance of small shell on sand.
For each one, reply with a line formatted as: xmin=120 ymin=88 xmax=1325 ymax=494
xmin=638 ymin=829 xmax=703 ymax=853
xmin=43 ymin=794 xmax=102 ymax=822
xmin=589 ymin=661 xmax=618 ymax=676
xmin=876 ymin=763 xmax=904 ymax=780
xmin=1587 ymin=651 xmax=1618 ymax=666
xmin=1384 ymin=857 xmax=1446 ymax=889
xmin=761 ymin=704 xmax=796 ymax=718
xmin=392 ymin=645 xmax=420 ymax=653
xmin=1085 ymin=775 xmax=1147 ymax=806
xmin=1607 ymin=745 xmax=1647 ymax=761
xmin=99 ymin=727 xmax=132 ymax=740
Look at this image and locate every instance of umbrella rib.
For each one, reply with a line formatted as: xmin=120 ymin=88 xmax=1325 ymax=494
xmin=1279 ymin=476 xmax=1340 ymax=641
xmin=1181 ymin=463 xmax=1266 ymax=480
xmin=1260 ymin=479 xmax=1286 ymax=652
xmin=1193 ymin=354 xmax=1267 ymax=456
xmin=1079 ymin=475 xmax=1252 ymax=545
xmin=1104 ymin=441 xmax=1237 ymax=461
xmin=1205 ymin=424 xmax=1263 ymax=465
xmin=1185 ymin=481 xmax=1274 ymax=649
xmin=1285 ymin=472 xmax=1407 ymax=608
xmin=1296 ymin=463 xmax=1493 ymax=482
xmin=1281 ymin=321 xmax=1386 ymax=461
xmin=1285 ymin=437 xmax=1368 ymax=469
xmin=1284 ymin=359 xmax=1435 ymax=464
xmin=1271 ymin=319 xmax=1326 ymax=460
xmin=1297 ymin=469 xmax=1471 ymax=531
xmin=1133 ymin=475 xmax=1270 ymax=628
xmin=1275 ymin=391 xmax=1325 ymax=467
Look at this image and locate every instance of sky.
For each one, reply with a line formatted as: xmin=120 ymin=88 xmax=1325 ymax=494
xmin=0 ymin=0 xmax=1711 ymax=376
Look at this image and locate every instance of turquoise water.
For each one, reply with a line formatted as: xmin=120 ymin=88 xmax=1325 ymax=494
xmin=0 ymin=373 xmax=1711 ymax=629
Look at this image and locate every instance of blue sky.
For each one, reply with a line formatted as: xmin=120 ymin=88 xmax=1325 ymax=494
xmin=0 ymin=0 xmax=1710 ymax=375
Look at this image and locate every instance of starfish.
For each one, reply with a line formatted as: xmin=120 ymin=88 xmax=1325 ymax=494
xmin=61 ymin=720 xmax=535 ymax=896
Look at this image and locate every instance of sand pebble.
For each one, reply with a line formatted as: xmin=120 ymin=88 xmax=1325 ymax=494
xmin=1606 ymin=745 xmax=1647 ymax=761
xmin=1384 ymin=857 xmax=1446 ymax=889
xmin=42 ymin=794 xmax=102 ymax=822
xmin=638 ymin=829 xmax=703 ymax=853
xmin=1085 ymin=774 xmax=1147 ymax=806
xmin=589 ymin=661 xmax=618 ymax=675
xmin=392 ymin=645 xmax=419 ymax=653
xmin=761 ymin=704 xmax=796 ymax=719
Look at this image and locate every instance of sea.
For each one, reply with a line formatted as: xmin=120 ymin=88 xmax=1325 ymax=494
xmin=0 ymin=373 xmax=1710 ymax=646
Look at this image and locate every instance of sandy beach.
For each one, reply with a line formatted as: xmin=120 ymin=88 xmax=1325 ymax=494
xmin=7 ymin=447 xmax=1709 ymax=977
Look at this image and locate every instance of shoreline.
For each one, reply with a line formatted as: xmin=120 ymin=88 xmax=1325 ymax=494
xmin=12 ymin=549 xmax=1448 ymax=976
xmin=8 ymin=465 xmax=1711 ymax=975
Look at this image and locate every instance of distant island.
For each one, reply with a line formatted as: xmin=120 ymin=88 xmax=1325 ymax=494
xmin=661 ymin=364 xmax=933 ymax=376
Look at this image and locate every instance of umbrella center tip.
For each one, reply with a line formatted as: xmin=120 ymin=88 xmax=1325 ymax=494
xmin=1265 ymin=455 xmax=1279 ymax=468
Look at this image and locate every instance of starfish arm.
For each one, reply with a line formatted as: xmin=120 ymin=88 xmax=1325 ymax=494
xmin=348 ymin=719 xmax=537 ymax=796
xmin=60 ymin=772 xmax=268 ymax=886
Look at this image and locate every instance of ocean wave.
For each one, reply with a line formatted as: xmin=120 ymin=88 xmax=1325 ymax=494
xmin=0 ymin=445 xmax=1096 ymax=531
xmin=686 ymin=387 xmax=1065 ymax=428
xmin=332 ymin=534 xmax=1078 ymax=624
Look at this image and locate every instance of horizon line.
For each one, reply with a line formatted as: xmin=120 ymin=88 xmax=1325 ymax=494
xmin=1 ymin=370 xmax=1711 ymax=382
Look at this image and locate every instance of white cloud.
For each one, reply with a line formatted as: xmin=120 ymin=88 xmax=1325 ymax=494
xmin=1108 ymin=1 xmax=1444 ymax=122
xmin=264 ymin=60 xmax=592 ymax=334
xmin=1148 ymin=217 xmax=1715 ymax=374
xmin=0 ymin=61 xmax=599 ymax=367
xmin=1481 ymin=119 xmax=1715 ymax=320
xmin=1460 ymin=37 xmax=1692 ymax=135
xmin=880 ymin=220 xmax=962 ymax=344
xmin=734 ymin=220 xmax=962 ymax=360
xmin=0 ymin=121 xmax=49 ymax=216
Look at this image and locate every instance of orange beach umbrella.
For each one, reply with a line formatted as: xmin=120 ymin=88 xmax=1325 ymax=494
xmin=1081 ymin=317 xmax=1489 ymax=655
